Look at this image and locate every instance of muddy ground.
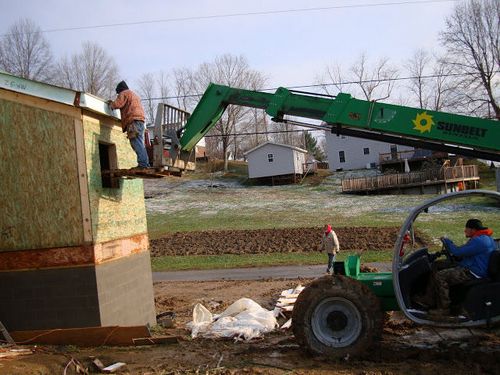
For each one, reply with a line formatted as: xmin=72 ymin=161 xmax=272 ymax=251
xmin=2 ymin=228 xmax=498 ymax=374
xmin=150 ymin=227 xmax=428 ymax=256
xmin=2 ymin=278 xmax=499 ymax=375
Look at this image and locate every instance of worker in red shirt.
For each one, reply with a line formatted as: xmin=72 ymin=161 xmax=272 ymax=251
xmin=109 ymin=81 xmax=150 ymax=169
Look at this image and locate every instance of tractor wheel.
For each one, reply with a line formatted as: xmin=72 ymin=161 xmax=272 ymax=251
xmin=292 ymin=275 xmax=383 ymax=359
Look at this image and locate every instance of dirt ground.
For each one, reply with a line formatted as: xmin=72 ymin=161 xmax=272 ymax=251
xmin=150 ymin=227 xmax=428 ymax=256
xmin=1 ymin=228 xmax=497 ymax=374
xmin=2 ymin=277 xmax=499 ymax=375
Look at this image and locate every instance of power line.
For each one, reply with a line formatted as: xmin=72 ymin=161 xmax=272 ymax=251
xmin=1 ymin=0 xmax=456 ymax=37
xmin=142 ymin=71 xmax=492 ymax=102
xmin=204 ymin=129 xmax=322 ymax=138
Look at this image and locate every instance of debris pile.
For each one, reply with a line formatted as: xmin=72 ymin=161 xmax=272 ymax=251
xmin=187 ymin=298 xmax=277 ymax=341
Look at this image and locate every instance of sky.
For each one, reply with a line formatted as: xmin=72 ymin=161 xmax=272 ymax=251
xmin=0 ymin=0 xmax=458 ymax=94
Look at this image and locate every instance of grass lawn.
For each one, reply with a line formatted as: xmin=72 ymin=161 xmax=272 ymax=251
xmin=151 ymin=249 xmax=393 ymax=272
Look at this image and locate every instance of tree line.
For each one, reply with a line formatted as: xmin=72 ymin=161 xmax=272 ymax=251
xmin=0 ymin=0 xmax=498 ymax=169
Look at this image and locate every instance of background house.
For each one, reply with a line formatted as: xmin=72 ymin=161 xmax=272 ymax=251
xmin=324 ymin=132 xmax=414 ymax=171
xmin=245 ymin=141 xmax=308 ymax=183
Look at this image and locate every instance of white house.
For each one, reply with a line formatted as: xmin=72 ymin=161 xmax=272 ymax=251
xmin=325 ymin=132 xmax=414 ymax=171
xmin=244 ymin=142 xmax=308 ymax=179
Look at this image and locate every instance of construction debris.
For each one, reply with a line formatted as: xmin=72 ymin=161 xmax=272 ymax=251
xmin=273 ymin=285 xmax=305 ymax=329
xmin=92 ymin=358 xmax=127 ymax=373
xmin=187 ymin=298 xmax=277 ymax=341
xmin=156 ymin=311 xmax=176 ymax=328
xmin=0 ymin=346 xmax=33 ymax=360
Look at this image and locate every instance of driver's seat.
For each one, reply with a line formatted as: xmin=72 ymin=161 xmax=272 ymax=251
xmin=487 ymin=250 xmax=500 ymax=281
xmin=451 ymin=251 xmax=500 ymax=319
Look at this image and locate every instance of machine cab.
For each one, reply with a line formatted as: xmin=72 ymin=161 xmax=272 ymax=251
xmin=392 ymin=190 xmax=500 ymax=327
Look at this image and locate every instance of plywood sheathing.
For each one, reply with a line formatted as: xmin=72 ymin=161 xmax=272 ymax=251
xmin=0 ymin=93 xmax=84 ymax=251
xmin=82 ymin=113 xmax=148 ymax=244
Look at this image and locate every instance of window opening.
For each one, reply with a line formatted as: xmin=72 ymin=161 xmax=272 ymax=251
xmin=99 ymin=143 xmax=119 ymax=188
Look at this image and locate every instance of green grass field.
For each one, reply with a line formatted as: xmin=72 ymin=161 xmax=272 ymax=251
xmin=147 ymin=160 xmax=499 ymax=272
xmin=151 ymin=250 xmax=393 ymax=272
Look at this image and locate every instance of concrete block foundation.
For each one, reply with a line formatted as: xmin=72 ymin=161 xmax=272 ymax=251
xmin=0 ymin=251 xmax=155 ymax=331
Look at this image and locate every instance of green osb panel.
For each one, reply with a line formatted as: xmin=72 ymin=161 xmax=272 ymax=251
xmin=83 ymin=118 xmax=147 ymax=244
xmin=0 ymin=98 xmax=83 ymax=251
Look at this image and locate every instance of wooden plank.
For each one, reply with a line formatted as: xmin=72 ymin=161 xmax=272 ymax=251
xmin=0 ymin=347 xmax=33 ymax=359
xmin=0 ymin=245 xmax=94 ymax=271
xmin=132 ymin=336 xmax=179 ymax=345
xmin=10 ymin=326 xmax=151 ymax=347
xmin=0 ymin=233 xmax=148 ymax=271
xmin=93 ymin=233 xmax=148 ymax=264
xmin=102 ymin=168 xmax=181 ymax=179
xmin=74 ymin=118 xmax=93 ymax=244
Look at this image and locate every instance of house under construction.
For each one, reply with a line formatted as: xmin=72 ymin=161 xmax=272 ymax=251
xmin=0 ymin=72 xmax=156 ymax=332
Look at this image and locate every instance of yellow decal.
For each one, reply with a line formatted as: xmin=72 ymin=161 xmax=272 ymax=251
xmin=412 ymin=112 xmax=434 ymax=133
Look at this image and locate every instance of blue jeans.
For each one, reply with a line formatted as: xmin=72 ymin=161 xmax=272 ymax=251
xmin=327 ymin=253 xmax=336 ymax=273
xmin=129 ymin=120 xmax=150 ymax=168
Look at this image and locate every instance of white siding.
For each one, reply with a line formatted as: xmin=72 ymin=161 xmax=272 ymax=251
xmin=325 ymin=132 xmax=414 ymax=171
xmin=247 ymin=144 xmax=305 ymax=178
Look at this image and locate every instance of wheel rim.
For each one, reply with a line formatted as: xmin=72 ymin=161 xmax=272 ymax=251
xmin=311 ymin=297 xmax=362 ymax=348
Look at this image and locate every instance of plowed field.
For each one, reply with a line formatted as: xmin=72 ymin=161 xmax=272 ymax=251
xmin=150 ymin=226 xmax=427 ymax=256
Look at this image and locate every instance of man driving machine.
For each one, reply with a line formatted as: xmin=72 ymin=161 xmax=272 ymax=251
xmin=417 ymin=219 xmax=495 ymax=315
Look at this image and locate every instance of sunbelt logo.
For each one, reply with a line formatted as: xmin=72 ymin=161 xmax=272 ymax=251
xmin=412 ymin=112 xmax=434 ymax=133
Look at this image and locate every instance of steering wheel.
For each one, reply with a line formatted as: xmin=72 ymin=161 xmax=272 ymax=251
xmin=440 ymin=237 xmax=455 ymax=262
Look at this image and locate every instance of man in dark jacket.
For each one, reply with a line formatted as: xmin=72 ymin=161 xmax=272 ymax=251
xmin=109 ymin=81 xmax=150 ymax=169
xmin=432 ymin=219 xmax=495 ymax=314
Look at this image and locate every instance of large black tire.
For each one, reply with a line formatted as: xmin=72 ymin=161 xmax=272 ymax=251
xmin=292 ymin=275 xmax=384 ymax=359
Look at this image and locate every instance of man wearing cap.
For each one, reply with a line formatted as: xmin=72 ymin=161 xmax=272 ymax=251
xmin=320 ymin=224 xmax=340 ymax=274
xmin=109 ymin=81 xmax=150 ymax=169
xmin=432 ymin=218 xmax=495 ymax=314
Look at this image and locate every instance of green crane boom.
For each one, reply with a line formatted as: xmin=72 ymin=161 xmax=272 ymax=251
xmin=178 ymin=83 xmax=500 ymax=161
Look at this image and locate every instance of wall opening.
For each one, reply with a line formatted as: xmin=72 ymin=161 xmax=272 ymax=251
xmin=99 ymin=143 xmax=119 ymax=188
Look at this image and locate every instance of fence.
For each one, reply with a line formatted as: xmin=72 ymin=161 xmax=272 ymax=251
xmin=342 ymin=165 xmax=478 ymax=192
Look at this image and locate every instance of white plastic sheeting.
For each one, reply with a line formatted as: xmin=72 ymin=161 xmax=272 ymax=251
xmin=187 ymin=298 xmax=278 ymax=341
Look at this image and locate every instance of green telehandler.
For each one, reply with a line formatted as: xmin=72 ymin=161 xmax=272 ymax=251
xmin=152 ymin=83 xmax=500 ymax=357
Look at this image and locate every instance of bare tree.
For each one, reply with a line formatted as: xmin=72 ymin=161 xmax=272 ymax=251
xmin=156 ymin=71 xmax=170 ymax=106
xmin=54 ymin=41 xmax=119 ymax=98
xmin=240 ymin=71 xmax=268 ymax=151
xmin=318 ymin=53 xmax=398 ymax=101
xmin=316 ymin=62 xmax=349 ymax=96
xmin=405 ymin=50 xmax=456 ymax=111
xmin=0 ymin=18 xmax=54 ymax=81
xmin=405 ymin=49 xmax=431 ymax=109
xmin=137 ymin=73 xmax=156 ymax=124
xmin=190 ymin=54 xmax=266 ymax=171
xmin=440 ymin=0 xmax=500 ymax=119
xmin=350 ymin=53 xmax=398 ymax=101
xmin=171 ymin=68 xmax=195 ymax=111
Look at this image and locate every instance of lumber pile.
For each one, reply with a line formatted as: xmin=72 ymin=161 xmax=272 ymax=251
xmin=273 ymin=285 xmax=305 ymax=329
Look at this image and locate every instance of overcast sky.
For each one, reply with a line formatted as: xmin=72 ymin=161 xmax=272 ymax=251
xmin=1 ymin=0 xmax=458 ymax=92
